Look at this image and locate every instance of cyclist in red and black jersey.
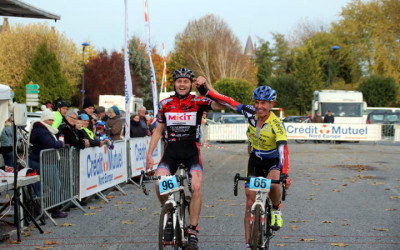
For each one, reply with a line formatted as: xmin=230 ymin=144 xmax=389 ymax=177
xmin=146 ymin=68 xmax=225 ymax=250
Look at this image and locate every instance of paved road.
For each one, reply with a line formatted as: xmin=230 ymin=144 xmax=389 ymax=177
xmin=1 ymin=141 xmax=399 ymax=249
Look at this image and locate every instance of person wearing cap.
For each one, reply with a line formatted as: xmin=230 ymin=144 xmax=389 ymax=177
xmin=28 ymin=106 xmax=67 ymax=218
xmin=52 ymin=101 xmax=70 ymax=129
xmin=95 ymin=106 xmax=109 ymax=122
xmin=79 ymin=114 xmax=103 ymax=147
xmin=105 ymin=105 xmax=122 ymax=141
xmin=79 ymin=98 xmax=96 ymax=132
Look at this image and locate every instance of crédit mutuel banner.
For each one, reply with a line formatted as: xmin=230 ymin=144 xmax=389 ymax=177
xmin=285 ymin=123 xmax=381 ymax=141
xmin=79 ymin=141 xmax=127 ymax=199
xmin=130 ymin=136 xmax=162 ymax=177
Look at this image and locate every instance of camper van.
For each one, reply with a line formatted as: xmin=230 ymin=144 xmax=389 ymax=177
xmin=98 ymin=95 xmax=143 ymax=114
xmin=312 ymin=90 xmax=367 ymax=124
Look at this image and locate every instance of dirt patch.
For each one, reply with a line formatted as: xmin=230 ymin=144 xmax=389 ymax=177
xmin=330 ymin=164 xmax=375 ymax=172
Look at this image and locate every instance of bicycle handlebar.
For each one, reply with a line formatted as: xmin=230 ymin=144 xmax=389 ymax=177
xmin=233 ymin=173 xmax=287 ymax=201
xmin=140 ymin=170 xmax=193 ymax=196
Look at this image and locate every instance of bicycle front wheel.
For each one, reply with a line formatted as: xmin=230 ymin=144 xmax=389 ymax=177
xmin=159 ymin=203 xmax=177 ymax=250
xmin=264 ymin=206 xmax=272 ymax=250
xmin=249 ymin=204 xmax=261 ymax=250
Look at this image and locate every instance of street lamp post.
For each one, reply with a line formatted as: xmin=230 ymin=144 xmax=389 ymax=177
xmin=328 ymin=45 xmax=340 ymax=89
xmin=81 ymin=42 xmax=89 ymax=107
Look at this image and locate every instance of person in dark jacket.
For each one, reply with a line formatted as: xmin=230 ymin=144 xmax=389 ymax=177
xmin=324 ymin=110 xmax=335 ymax=123
xmin=28 ymin=107 xmax=67 ymax=218
xmin=78 ymin=98 xmax=96 ymax=132
xmin=130 ymin=114 xmax=147 ymax=137
xmin=58 ymin=110 xmax=89 ymax=149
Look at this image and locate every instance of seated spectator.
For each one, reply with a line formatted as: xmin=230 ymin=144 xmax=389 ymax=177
xmin=105 ymin=105 xmax=122 ymax=141
xmin=79 ymin=114 xmax=103 ymax=147
xmin=58 ymin=110 xmax=89 ymax=149
xmin=1 ymin=117 xmax=14 ymax=167
xmin=130 ymin=114 xmax=147 ymax=137
xmin=28 ymin=107 xmax=67 ymax=218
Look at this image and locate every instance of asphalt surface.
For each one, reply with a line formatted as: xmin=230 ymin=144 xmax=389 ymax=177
xmin=1 ymin=141 xmax=399 ymax=249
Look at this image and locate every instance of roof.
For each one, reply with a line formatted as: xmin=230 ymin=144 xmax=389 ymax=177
xmin=0 ymin=0 xmax=60 ymax=20
xmin=244 ymin=36 xmax=256 ymax=58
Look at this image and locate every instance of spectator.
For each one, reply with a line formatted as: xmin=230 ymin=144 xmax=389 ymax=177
xmin=45 ymin=103 xmax=54 ymax=111
xmin=130 ymin=114 xmax=147 ymax=137
xmin=324 ymin=110 xmax=335 ymax=123
xmin=95 ymin=106 xmax=109 ymax=122
xmin=52 ymin=101 xmax=70 ymax=129
xmin=58 ymin=110 xmax=89 ymax=149
xmin=28 ymin=107 xmax=67 ymax=218
xmin=79 ymin=98 xmax=95 ymax=132
xmin=312 ymin=112 xmax=323 ymax=144
xmin=1 ymin=117 xmax=14 ymax=167
xmin=79 ymin=114 xmax=103 ymax=147
xmin=95 ymin=121 xmax=112 ymax=148
xmin=312 ymin=111 xmax=323 ymax=123
xmin=106 ymin=105 xmax=122 ymax=141
xmin=138 ymin=106 xmax=150 ymax=136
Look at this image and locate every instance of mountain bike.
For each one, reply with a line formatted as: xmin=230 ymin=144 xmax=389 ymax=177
xmin=140 ymin=164 xmax=193 ymax=250
xmin=233 ymin=173 xmax=286 ymax=250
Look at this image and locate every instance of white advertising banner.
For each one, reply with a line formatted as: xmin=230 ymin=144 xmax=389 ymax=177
xmin=129 ymin=136 xmax=162 ymax=177
xmin=285 ymin=123 xmax=381 ymax=141
xmin=79 ymin=141 xmax=127 ymax=199
xmin=394 ymin=125 xmax=400 ymax=142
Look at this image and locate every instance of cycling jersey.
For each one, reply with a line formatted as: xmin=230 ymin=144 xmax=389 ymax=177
xmin=157 ymin=94 xmax=212 ymax=142
xmin=203 ymin=89 xmax=289 ymax=175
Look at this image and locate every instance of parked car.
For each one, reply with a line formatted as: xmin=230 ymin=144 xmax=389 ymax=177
xmin=367 ymin=111 xmax=400 ymax=136
xmin=218 ymin=114 xmax=247 ymax=124
xmin=283 ymin=116 xmax=310 ymax=123
xmin=206 ymin=112 xmax=236 ymax=122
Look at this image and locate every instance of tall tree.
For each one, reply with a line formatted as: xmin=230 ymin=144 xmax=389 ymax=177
xmin=332 ymin=0 xmax=400 ymax=83
xmin=175 ymin=14 xmax=256 ymax=84
xmin=255 ymin=39 xmax=273 ymax=86
xmin=0 ymin=23 xmax=81 ymax=89
xmin=271 ymin=33 xmax=291 ymax=76
xmin=81 ymin=49 xmax=124 ymax=105
xmin=291 ymin=40 xmax=323 ymax=114
xmin=269 ymin=75 xmax=299 ymax=115
xmin=14 ymin=43 xmax=72 ymax=105
xmin=357 ymin=75 xmax=398 ymax=107
xmin=214 ymin=78 xmax=254 ymax=106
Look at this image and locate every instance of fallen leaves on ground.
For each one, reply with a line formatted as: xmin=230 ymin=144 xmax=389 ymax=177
xmin=384 ymin=208 xmax=396 ymax=211
xmin=231 ymin=203 xmax=237 ymax=206
xmin=44 ymin=241 xmax=59 ymax=245
xmin=200 ymin=215 xmax=215 ymax=218
xmin=204 ymin=204 xmax=215 ymax=208
xmin=299 ymin=238 xmax=315 ymax=242
xmin=306 ymin=198 xmax=316 ymax=200
xmin=330 ymin=242 xmax=349 ymax=247
xmin=389 ymin=196 xmax=400 ymax=200
xmin=275 ymin=243 xmax=286 ymax=247
xmin=9 ymin=240 xmax=20 ymax=244
xmin=22 ymin=232 xmax=31 ymax=237
xmin=333 ymin=190 xmax=341 ymax=192
xmin=374 ymin=228 xmax=389 ymax=231
xmin=121 ymin=220 xmax=134 ymax=224
xmin=106 ymin=195 xmax=115 ymax=199
xmin=136 ymin=208 xmax=147 ymax=211
xmin=225 ymin=214 xmax=234 ymax=216
xmin=370 ymin=182 xmax=385 ymax=186
xmin=35 ymin=246 xmax=53 ymax=249
xmin=322 ymin=220 xmax=335 ymax=223
xmin=218 ymin=199 xmax=227 ymax=202
xmin=290 ymin=220 xmax=308 ymax=223
xmin=87 ymin=206 xmax=96 ymax=210
xmin=60 ymin=223 xmax=75 ymax=227
xmin=84 ymin=213 xmax=96 ymax=216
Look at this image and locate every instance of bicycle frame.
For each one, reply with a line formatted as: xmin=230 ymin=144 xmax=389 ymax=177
xmin=140 ymin=166 xmax=192 ymax=248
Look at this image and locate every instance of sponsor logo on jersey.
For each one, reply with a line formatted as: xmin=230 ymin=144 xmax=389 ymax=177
xmin=166 ymin=112 xmax=196 ymax=126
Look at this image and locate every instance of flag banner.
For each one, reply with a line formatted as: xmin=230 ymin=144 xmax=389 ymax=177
xmin=124 ymin=0 xmax=133 ymax=139
xmin=162 ymin=42 xmax=167 ymax=92
xmin=144 ymin=0 xmax=159 ymax=115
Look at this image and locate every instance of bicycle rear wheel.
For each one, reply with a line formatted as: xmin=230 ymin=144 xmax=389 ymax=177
xmin=249 ymin=204 xmax=261 ymax=249
xmin=159 ymin=203 xmax=177 ymax=250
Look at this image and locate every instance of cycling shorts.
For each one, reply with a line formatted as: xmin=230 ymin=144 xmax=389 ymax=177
xmin=157 ymin=141 xmax=203 ymax=175
xmin=245 ymin=153 xmax=280 ymax=188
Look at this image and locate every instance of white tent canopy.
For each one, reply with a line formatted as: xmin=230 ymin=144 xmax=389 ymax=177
xmin=0 ymin=83 xmax=10 ymax=100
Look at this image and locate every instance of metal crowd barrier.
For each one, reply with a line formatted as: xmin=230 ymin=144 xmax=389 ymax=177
xmin=38 ymin=147 xmax=72 ymax=225
xmin=205 ymin=124 xmax=248 ymax=142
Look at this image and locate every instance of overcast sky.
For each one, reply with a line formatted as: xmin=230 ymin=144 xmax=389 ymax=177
xmin=6 ymin=0 xmax=354 ymax=53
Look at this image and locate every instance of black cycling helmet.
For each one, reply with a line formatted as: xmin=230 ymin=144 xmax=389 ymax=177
xmin=172 ymin=68 xmax=195 ymax=82
xmin=57 ymin=100 xmax=70 ymax=108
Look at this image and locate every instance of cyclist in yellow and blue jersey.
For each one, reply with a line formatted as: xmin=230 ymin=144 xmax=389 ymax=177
xmin=195 ymin=78 xmax=291 ymax=248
